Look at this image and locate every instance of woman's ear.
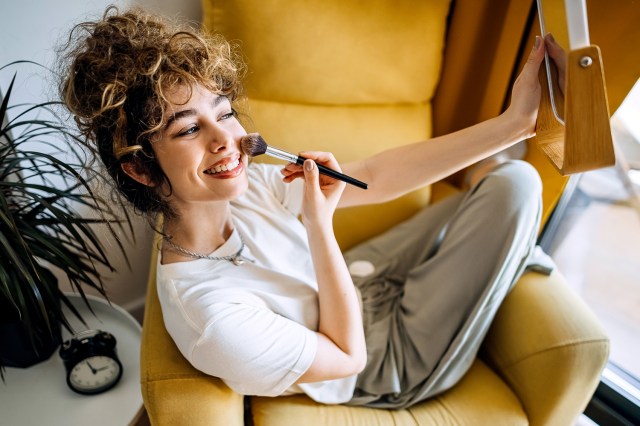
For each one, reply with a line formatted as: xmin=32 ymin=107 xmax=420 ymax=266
xmin=121 ymin=160 xmax=155 ymax=187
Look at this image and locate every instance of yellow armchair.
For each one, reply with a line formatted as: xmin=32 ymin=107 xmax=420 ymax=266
xmin=140 ymin=0 xmax=609 ymax=424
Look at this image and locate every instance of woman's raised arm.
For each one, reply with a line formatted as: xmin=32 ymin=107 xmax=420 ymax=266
xmin=337 ymin=36 xmax=545 ymax=208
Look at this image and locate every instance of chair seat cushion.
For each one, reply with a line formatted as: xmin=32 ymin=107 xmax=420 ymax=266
xmin=251 ymin=359 xmax=527 ymax=426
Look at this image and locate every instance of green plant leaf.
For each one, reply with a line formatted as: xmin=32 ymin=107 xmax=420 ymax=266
xmin=1 ymin=63 xmax=134 ymax=376
xmin=0 ymin=74 xmax=15 ymax=131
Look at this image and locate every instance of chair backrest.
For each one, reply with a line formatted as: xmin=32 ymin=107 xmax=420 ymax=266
xmin=203 ymin=0 xmax=451 ymax=249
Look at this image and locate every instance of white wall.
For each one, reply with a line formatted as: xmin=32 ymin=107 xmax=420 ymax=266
xmin=0 ymin=0 xmax=201 ymax=319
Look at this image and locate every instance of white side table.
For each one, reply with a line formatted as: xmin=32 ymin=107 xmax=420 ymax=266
xmin=0 ymin=293 xmax=143 ymax=426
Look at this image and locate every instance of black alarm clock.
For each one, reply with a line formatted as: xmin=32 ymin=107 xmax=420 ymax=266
xmin=59 ymin=329 xmax=123 ymax=395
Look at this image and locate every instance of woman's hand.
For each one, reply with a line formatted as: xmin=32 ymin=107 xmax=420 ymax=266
xmin=545 ymin=33 xmax=567 ymax=96
xmin=504 ymin=36 xmax=546 ymax=139
xmin=283 ymin=152 xmax=366 ymax=383
xmin=282 ymin=151 xmax=346 ymax=229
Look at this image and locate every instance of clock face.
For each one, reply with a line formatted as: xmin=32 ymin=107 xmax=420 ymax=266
xmin=68 ymin=355 xmax=122 ymax=394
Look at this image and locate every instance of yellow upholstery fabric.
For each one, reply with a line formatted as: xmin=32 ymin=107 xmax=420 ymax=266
xmin=205 ymin=0 xmax=450 ymax=106
xmin=138 ymin=1 xmax=610 ymax=424
xmin=252 ymin=360 xmax=527 ymax=426
xmin=482 ymin=271 xmax=610 ymax=426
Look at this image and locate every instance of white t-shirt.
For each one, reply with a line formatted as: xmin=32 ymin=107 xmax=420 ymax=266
xmin=156 ymin=163 xmax=358 ymax=404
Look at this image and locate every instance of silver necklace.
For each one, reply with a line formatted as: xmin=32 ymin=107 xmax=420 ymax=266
xmin=162 ymin=231 xmax=253 ymax=266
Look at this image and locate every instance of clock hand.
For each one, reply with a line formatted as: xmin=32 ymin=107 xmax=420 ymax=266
xmin=95 ymin=366 xmax=110 ymax=372
xmin=86 ymin=361 xmax=98 ymax=374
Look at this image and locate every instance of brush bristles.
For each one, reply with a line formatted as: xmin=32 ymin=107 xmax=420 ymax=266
xmin=241 ymin=133 xmax=268 ymax=157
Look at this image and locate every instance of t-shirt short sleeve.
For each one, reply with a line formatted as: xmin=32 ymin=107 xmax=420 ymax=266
xmin=249 ymin=163 xmax=304 ymax=217
xmin=189 ymin=302 xmax=317 ymax=396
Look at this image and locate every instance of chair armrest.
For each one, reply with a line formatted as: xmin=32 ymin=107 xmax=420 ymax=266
xmin=481 ymin=270 xmax=610 ymax=426
xmin=140 ymin=245 xmax=244 ymax=426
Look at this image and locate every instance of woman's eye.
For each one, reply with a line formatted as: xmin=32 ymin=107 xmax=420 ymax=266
xmin=219 ymin=109 xmax=237 ymax=121
xmin=178 ymin=126 xmax=199 ymax=137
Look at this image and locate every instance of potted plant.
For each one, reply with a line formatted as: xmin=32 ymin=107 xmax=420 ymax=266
xmin=0 ymin=63 xmax=131 ymax=378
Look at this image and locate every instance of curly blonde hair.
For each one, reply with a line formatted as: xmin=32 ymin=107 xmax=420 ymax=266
xmin=59 ymin=5 xmax=245 ymax=218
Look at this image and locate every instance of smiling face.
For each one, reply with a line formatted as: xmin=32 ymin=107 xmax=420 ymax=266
xmin=150 ymin=84 xmax=249 ymax=213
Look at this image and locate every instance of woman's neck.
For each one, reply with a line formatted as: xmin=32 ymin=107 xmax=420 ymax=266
xmin=161 ymin=202 xmax=234 ymax=263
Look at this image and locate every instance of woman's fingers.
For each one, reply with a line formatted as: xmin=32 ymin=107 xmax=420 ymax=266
xmin=298 ymin=153 xmax=345 ymax=227
xmin=302 ymin=159 xmax=319 ymax=191
xmin=522 ymin=36 xmax=546 ymax=84
xmin=300 ymin=151 xmax=343 ymax=173
xmin=281 ymin=162 xmax=303 ymax=182
xmin=544 ymin=33 xmax=567 ymax=94
xmin=504 ymin=36 xmax=546 ymax=138
xmin=281 ymin=151 xmax=342 ymax=183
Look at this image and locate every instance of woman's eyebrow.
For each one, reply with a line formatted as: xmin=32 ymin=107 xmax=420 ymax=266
xmin=165 ymin=109 xmax=195 ymax=129
xmin=164 ymin=95 xmax=230 ymax=129
xmin=213 ymin=95 xmax=229 ymax=107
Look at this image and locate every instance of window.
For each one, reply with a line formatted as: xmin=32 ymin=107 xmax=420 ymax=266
xmin=541 ymin=78 xmax=640 ymax=425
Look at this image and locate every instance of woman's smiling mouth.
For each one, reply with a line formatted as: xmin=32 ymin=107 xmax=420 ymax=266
xmin=203 ymin=158 xmax=242 ymax=177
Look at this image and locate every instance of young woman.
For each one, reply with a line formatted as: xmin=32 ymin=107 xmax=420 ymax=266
xmin=60 ymin=7 xmax=546 ymax=408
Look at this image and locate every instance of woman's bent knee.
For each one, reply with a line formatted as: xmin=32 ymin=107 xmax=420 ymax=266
xmin=480 ymin=160 xmax=542 ymax=217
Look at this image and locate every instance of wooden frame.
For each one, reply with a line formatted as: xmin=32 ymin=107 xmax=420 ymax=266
xmin=534 ymin=1 xmax=615 ymax=175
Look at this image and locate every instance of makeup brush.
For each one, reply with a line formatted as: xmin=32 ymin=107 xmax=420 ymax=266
xmin=241 ymin=133 xmax=368 ymax=190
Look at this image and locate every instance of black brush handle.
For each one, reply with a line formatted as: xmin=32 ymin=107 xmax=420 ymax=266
xmin=295 ymin=156 xmax=368 ymax=190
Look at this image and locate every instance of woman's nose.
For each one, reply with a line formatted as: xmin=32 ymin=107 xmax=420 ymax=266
xmin=207 ymin=125 xmax=234 ymax=152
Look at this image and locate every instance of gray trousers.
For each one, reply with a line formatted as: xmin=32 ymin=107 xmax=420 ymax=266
xmin=344 ymin=160 xmax=543 ymax=409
